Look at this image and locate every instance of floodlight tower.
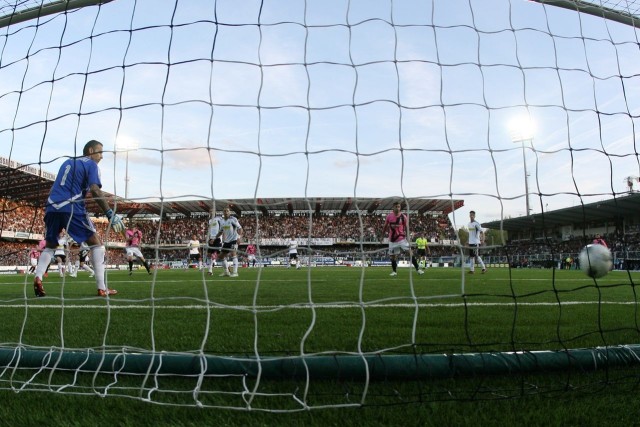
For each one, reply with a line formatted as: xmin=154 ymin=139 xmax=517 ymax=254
xmin=115 ymin=138 xmax=139 ymax=200
xmin=509 ymin=117 xmax=535 ymax=216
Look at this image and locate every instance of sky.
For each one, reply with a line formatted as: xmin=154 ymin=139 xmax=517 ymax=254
xmin=1 ymin=0 xmax=639 ymax=231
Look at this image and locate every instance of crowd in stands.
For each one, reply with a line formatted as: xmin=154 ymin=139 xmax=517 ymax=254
xmin=486 ymin=229 xmax=639 ymax=269
xmin=0 ymin=197 xmax=460 ymax=265
xmin=0 ymin=198 xmax=45 ymax=234
xmin=3 ymin=197 xmax=640 ymax=269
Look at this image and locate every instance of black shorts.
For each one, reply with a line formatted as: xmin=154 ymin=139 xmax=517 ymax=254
xmin=207 ymin=238 xmax=222 ymax=255
xmin=221 ymin=240 xmax=238 ymax=252
xmin=289 ymin=253 xmax=298 ymax=260
xmin=189 ymin=253 xmax=201 ymax=262
xmin=55 ymin=254 xmax=66 ymax=263
xmin=416 ymin=248 xmax=427 ymax=257
xmin=468 ymin=244 xmax=480 ymax=257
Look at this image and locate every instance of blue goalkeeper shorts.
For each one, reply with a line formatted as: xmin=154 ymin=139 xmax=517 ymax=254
xmin=44 ymin=211 xmax=97 ymax=246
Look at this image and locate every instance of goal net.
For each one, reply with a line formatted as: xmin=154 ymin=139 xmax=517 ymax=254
xmin=1 ymin=0 xmax=640 ymax=411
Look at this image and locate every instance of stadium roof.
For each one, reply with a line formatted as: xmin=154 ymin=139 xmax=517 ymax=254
xmin=0 ymin=157 xmax=463 ymax=217
xmin=483 ymin=192 xmax=640 ymax=232
xmin=130 ymin=197 xmax=464 ymax=217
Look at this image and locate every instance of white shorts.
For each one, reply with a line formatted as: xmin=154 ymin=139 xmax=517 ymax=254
xmin=388 ymin=239 xmax=410 ymax=255
xmin=125 ymin=247 xmax=144 ymax=259
xmin=248 ymin=254 xmax=256 ymax=261
xmin=31 ymin=258 xmax=38 ymax=267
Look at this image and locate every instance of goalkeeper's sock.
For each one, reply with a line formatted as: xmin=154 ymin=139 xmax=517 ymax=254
xmin=35 ymin=248 xmax=54 ymax=279
xmin=143 ymin=261 xmax=150 ymax=273
xmin=129 ymin=261 xmax=133 ymax=272
xmin=90 ymin=246 xmax=107 ymax=290
xmin=411 ymin=256 xmax=420 ymax=270
xmin=233 ymin=257 xmax=238 ymax=274
xmin=391 ymin=259 xmax=397 ymax=272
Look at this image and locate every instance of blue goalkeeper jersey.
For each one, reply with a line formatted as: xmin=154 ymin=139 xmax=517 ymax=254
xmin=46 ymin=157 xmax=102 ymax=215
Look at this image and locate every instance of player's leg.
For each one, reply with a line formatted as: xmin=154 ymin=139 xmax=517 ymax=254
xmin=139 ymin=256 xmax=151 ymax=273
xmin=388 ymin=242 xmax=399 ymax=276
xmin=82 ymin=261 xmax=95 ymax=276
xmin=69 ymin=213 xmax=116 ymax=296
xmin=218 ymin=245 xmax=230 ymax=276
xmin=468 ymin=247 xmax=476 ymax=273
xmin=65 ymin=254 xmax=74 ymax=277
xmin=411 ymin=255 xmax=423 ymax=274
xmin=34 ymin=247 xmax=54 ymax=296
xmin=207 ymin=240 xmax=215 ymax=275
xmin=208 ymin=253 xmax=215 ymax=275
xmin=85 ymin=237 xmax=113 ymax=295
xmin=34 ymin=213 xmax=67 ymax=296
xmin=55 ymin=255 xmax=64 ymax=277
xmin=230 ymin=250 xmax=239 ymax=277
xmin=390 ymin=254 xmax=398 ymax=276
xmin=478 ymin=253 xmax=487 ymax=273
xmin=407 ymin=244 xmax=421 ymax=272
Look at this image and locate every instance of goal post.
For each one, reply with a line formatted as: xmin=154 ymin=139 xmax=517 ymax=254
xmin=530 ymin=0 xmax=640 ymax=27
xmin=4 ymin=344 xmax=640 ymax=381
xmin=0 ymin=0 xmax=113 ymax=29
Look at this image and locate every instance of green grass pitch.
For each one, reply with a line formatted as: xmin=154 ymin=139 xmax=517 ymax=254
xmin=1 ymin=266 xmax=640 ymax=355
xmin=0 ymin=266 xmax=640 ymax=424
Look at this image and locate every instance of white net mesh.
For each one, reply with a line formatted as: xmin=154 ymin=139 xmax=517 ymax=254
xmin=1 ymin=0 xmax=640 ymax=411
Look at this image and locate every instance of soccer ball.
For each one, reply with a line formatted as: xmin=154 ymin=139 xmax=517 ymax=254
xmin=579 ymin=244 xmax=612 ymax=279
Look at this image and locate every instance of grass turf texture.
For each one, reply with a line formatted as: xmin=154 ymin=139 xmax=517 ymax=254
xmin=0 ymin=266 xmax=639 ymax=423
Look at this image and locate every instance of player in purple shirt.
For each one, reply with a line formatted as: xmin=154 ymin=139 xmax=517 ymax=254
xmin=125 ymin=221 xmax=152 ymax=275
xmin=33 ymin=140 xmax=125 ymax=298
xmin=382 ymin=201 xmax=423 ymax=277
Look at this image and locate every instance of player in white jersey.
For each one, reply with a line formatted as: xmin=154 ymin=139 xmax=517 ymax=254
xmin=187 ymin=235 xmax=202 ymax=270
xmin=287 ymin=238 xmax=301 ymax=269
xmin=207 ymin=209 xmax=223 ymax=275
xmin=54 ymin=230 xmax=69 ymax=277
xmin=76 ymin=242 xmax=95 ymax=277
xmin=467 ymin=210 xmax=487 ymax=274
xmin=215 ymin=207 xmax=243 ymax=277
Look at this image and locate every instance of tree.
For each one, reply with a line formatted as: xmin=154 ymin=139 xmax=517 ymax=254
xmin=457 ymin=227 xmax=506 ymax=246
xmin=484 ymin=228 xmax=507 ymax=246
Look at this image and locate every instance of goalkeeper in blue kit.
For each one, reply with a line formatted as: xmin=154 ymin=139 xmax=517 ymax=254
xmin=33 ymin=140 xmax=125 ymax=298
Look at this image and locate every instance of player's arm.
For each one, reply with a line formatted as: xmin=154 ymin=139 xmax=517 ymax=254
xmin=90 ymin=183 xmax=125 ymax=234
xmin=235 ymin=223 xmax=243 ymax=243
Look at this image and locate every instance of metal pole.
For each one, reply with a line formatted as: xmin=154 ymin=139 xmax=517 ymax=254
xmin=125 ymin=150 xmax=130 ymax=199
xmin=521 ymin=140 xmax=531 ymax=216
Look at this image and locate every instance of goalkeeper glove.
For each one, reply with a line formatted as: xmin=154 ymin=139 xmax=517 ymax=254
xmin=105 ymin=209 xmax=125 ymax=234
